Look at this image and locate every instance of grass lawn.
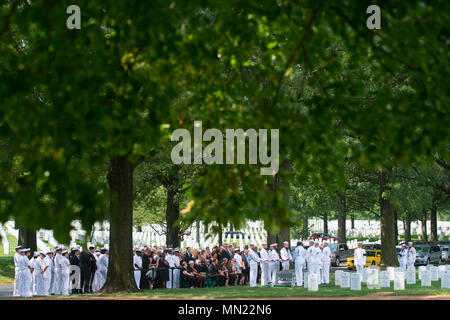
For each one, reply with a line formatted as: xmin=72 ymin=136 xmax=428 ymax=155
xmin=0 ymin=234 xmax=17 ymax=284
xmin=76 ymin=272 xmax=450 ymax=299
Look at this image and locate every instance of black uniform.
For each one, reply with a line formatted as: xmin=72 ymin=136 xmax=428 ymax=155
xmin=140 ymin=253 xmax=150 ymax=289
xmin=69 ymin=253 xmax=81 ymax=293
xmin=80 ymin=251 xmax=96 ymax=293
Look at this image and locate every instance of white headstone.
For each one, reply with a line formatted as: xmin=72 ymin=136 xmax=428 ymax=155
xmin=430 ymin=266 xmax=439 ymax=281
xmin=438 ymin=265 xmax=446 ymax=279
xmin=380 ymin=271 xmax=390 ymax=288
xmin=418 ymin=266 xmax=426 ymax=280
xmin=341 ymin=272 xmax=350 ymax=288
xmin=394 ymin=272 xmax=405 ymax=290
xmin=367 ymin=268 xmax=380 ymax=289
xmin=351 ymin=273 xmax=361 ymax=290
xmin=308 ymin=273 xmax=319 ymax=291
xmin=303 ymin=272 xmax=308 ymax=289
xmin=387 ymin=266 xmax=395 ymax=280
xmin=421 ymin=270 xmax=431 ymax=287
xmin=362 ymin=268 xmax=368 ymax=282
xmin=335 ymin=270 xmax=343 ymax=287
xmin=406 ymin=268 xmax=416 ymax=285
xmin=442 ymin=273 xmax=450 ymax=289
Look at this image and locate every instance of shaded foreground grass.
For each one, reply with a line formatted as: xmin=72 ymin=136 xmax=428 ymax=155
xmin=75 ymin=280 xmax=450 ymax=299
xmin=0 ymin=256 xmax=14 ymax=284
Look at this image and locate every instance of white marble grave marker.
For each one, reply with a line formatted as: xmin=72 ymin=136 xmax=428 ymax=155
xmin=441 ymin=273 xmax=450 ymax=289
xmin=335 ymin=270 xmax=343 ymax=287
xmin=406 ymin=268 xmax=416 ymax=284
xmin=421 ymin=270 xmax=431 ymax=287
xmin=341 ymin=272 xmax=350 ymax=288
xmin=387 ymin=266 xmax=395 ymax=280
xmin=394 ymin=272 xmax=405 ymax=290
xmin=308 ymin=274 xmax=319 ymax=291
xmin=351 ymin=273 xmax=361 ymax=291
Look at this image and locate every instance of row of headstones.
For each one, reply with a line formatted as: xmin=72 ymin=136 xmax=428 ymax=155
xmin=331 ymin=265 xmax=450 ymax=292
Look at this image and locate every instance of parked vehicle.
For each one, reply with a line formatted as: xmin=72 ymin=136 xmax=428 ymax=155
xmin=362 ymin=243 xmax=381 ymax=250
xmin=329 ymin=243 xmax=354 ymax=266
xmin=311 ymin=233 xmax=338 ymax=242
xmin=347 ymin=250 xmax=381 ymax=270
xmin=414 ymin=244 xmax=442 ymax=266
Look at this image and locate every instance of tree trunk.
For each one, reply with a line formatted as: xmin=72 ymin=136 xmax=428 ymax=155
xmin=266 ymin=160 xmax=291 ymax=249
xmin=166 ymin=188 xmax=181 ymax=248
xmin=323 ymin=212 xmax=328 ymax=234
xmin=17 ymin=222 xmax=37 ymax=256
xmin=102 ymin=155 xmax=137 ymax=293
xmin=394 ymin=209 xmax=398 ymax=242
xmin=404 ymin=214 xmax=411 ymax=243
xmin=350 ymin=214 xmax=355 ymax=230
xmin=430 ymin=202 xmax=438 ymax=242
xmin=379 ymin=169 xmax=398 ymax=267
xmin=301 ymin=210 xmax=309 ymax=240
xmin=218 ymin=224 xmax=223 ymax=246
xmin=337 ymin=191 xmax=347 ymax=243
xmin=421 ymin=207 xmax=428 ymax=241
xmin=196 ymin=221 xmax=200 ymax=246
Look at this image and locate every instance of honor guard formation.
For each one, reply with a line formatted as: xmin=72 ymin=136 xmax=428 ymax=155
xmin=12 ymin=240 xmax=422 ymax=296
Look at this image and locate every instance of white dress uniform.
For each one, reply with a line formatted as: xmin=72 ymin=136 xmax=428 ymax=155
xmin=35 ymin=256 xmax=46 ymax=296
xmin=294 ymin=245 xmax=306 ymax=286
xmin=407 ymin=246 xmax=416 ymax=269
xmin=42 ymin=255 xmax=52 ymax=295
xmin=13 ymin=250 xmax=21 ymax=297
xmin=259 ymin=248 xmax=270 ymax=286
xmin=321 ymin=246 xmax=331 ymax=284
xmin=172 ymin=254 xmax=181 ymax=288
xmin=398 ymin=247 xmax=408 ymax=271
xmin=60 ymin=255 xmax=71 ymax=295
xmin=133 ymin=254 xmax=142 ymax=289
xmin=18 ymin=254 xmax=33 ymax=297
xmin=307 ymin=245 xmax=321 ymax=276
xmin=354 ymin=247 xmax=366 ymax=275
xmin=48 ymin=255 xmax=55 ymax=294
xmin=280 ymin=247 xmax=292 ymax=271
xmin=53 ymin=253 xmax=62 ymax=294
xmin=166 ymin=254 xmax=175 ymax=288
xmin=234 ymin=253 xmax=243 ymax=273
xmin=247 ymin=248 xmax=261 ymax=287
xmin=92 ymin=254 xmax=106 ymax=292
xmin=30 ymin=255 xmax=40 ymax=295
xmin=269 ymin=248 xmax=280 ymax=284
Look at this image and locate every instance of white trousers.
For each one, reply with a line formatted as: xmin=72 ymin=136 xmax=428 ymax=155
xmin=173 ymin=269 xmax=180 ymax=288
xmin=249 ymin=262 xmax=258 ymax=287
xmin=260 ymin=262 xmax=269 ymax=285
xmin=270 ymin=261 xmax=280 ymax=284
xmin=61 ymin=272 xmax=70 ymax=295
xmin=54 ymin=268 xmax=61 ymax=294
xmin=281 ymin=261 xmax=290 ymax=271
xmin=309 ymin=263 xmax=320 ymax=276
xmin=294 ymin=261 xmax=304 ymax=286
xmin=43 ymin=274 xmax=51 ymax=296
xmin=167 ymin=268 xmax=175 ymax=288
xmin=400 ymin=260 xmax=407 ymax=271
xmin=322 ymin=262 xmax=330 ymax=284
xmin=134 ymin=270 xmax=141 ymax=289
xmin=13 ymin=267 xmax=19 ymax=297
xmin=35 ymin=272 xmax=46 ymax=296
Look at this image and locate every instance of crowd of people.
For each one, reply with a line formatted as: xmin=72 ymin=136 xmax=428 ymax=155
xmin=14 ymin=239 xmax=417 ymax=297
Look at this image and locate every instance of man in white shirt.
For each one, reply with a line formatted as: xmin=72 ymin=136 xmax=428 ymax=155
xmin=322 ymin=241 xmax=332 ymax=284
xmin=234 ymin=249 xmax=243 ymax=273
xmin=293 ymin=241 xmax=306 ymax=286
xmin=269 ymin=244 xmax=280 ymax=284
xmin=247 ymin=244 xmax=261 ymax=287
xmin=307 ymin=240 xmax=321 ymax=277
xmin=18 ymin=248 xmax=34 ymax=297
xmin=133 ymin=250 xmax=143 ymax=289
xmin=354 ymin=242 xmax=367 ymax=275
xmin=13 ymin=245 xmax=22 ymax=297
xmin=172 ymin=248 xmax=181 ymax=288
xmin=259 ymin=243 xmax=270 ymax=286
xmin=53 ymin=247 xmax=63 ymax=294
xmin=280 ymin=241 xmax=292 ymax=271
xmin=398 ymin=243 xmax=408 ymax=271
xmin=30 ymin=252 xmax=39 ymax=295
xmin=166 ymin=248 xmax=175 ymax=288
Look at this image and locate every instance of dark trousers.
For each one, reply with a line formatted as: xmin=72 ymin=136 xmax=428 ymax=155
xmin=81 ymin=268 xmax=95 ymax=293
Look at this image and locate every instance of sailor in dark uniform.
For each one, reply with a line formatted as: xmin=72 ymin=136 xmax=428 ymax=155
xmin=80 ymin=246 xmax=97 ymax=293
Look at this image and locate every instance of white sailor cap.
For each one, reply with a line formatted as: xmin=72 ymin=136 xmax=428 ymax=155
xmin=47 ymin=251 xmax=53 ymax=255
xmin=62 ymin=250 xmax=68 ymax=254
xmin=309 ymin=239 xmax=314 ymax=243
xmin=173 ymin=248 xmax=180 ymax=252
xmin=408 ymin=242 xmax=413 ymax=245
xmin=15 ymin=245 xmax=22 ymax=250
xmin=39 ymin=251 xmax=45 ymax=255
xmin=314 ymin=240 xmax=319 ymax=244
xmin=283 ymin=241 xmax=289 ymax=245
xmin=249 ymin=243 xmax=255 ymax=246
xmin=55 ymin=247 xmax=62 ymax=251
xmin=323 ymin=240 xmax=328 ymax=244
xmin=401 ymin=243 xmax=407 ymax=247
xmin=95 ymin=251 xmax=101 ymax=255
xmin=33 ymin=252 xmax=39 ymax=257
xmin=262 ymin=242 xmax=267 ymax=245
xmin=271 ymin=243 xmax=278 ymax=246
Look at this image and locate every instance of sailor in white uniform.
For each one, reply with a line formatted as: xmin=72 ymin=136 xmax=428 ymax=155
xmin=30 ymin=251 xmax=39 ymax=295
xmin=18 ymin=248 xmax=33 ymax=297
xmin=172 ymin=248 xmax=181 ymax=288
xmin=307 ymin=240 xmax=321 ymax=277
xmin=321 ymin=241 xmax=331 ymax=284
xmin=13 ymin=245 xmax=22 ymax=297
xmin=269 ymin=244 xmax=280 ymax=284
xmin=406 ymin=241 xmax=416 ymax=270
xmin=280 ymin=241 xmax=292 ymax=271
xmin=60 ymin=250 xmax=71 ymax=295
xmin=259 ymin=243 xmax=270 ymax=286
xmin=166 ymin=248 xmax=175 ymax=289
xmin=354 ymin=242 xmax=367 ymax=275
xmin=43 ymin=251 xmax=53 ymax=295
xmin=398 ymin=243 xmax=408 ymax=271
xmin=35 ymin=252 xmax=47 ymax=296
xmin=133 ymin=249 xmax=143 ymax=289
xmin=293 ymin=241 xmax=306 ymax=286
xmin=248 ymin=243 xmax=261 ymax=287
xmin=53 ymin=247 xmax=63 ymax=295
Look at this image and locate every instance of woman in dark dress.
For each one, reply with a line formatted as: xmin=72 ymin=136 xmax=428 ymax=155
xmin=146 ymin=252 xmax=157 ymax=290
xmin=155 ymin=251 xmax=170 ymax=288
xmin=218 ymin=260 xmax=228 ymax=286
xmin=181 ymin=261 xmax=197 ymax=288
